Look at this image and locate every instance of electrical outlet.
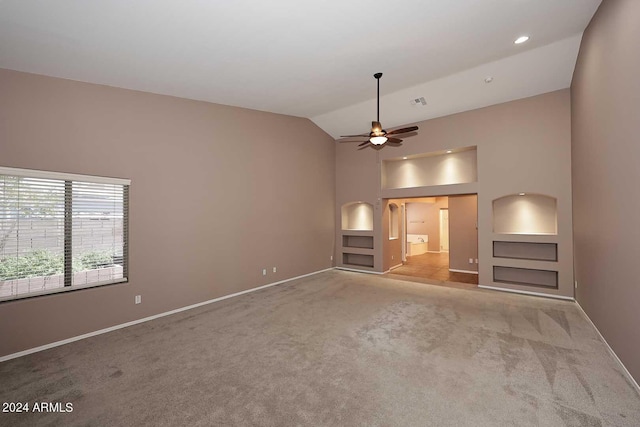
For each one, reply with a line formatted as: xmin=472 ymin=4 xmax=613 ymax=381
xmin=575 ymin=280 xmax=578 ymax=289
xmin=469 ymin=258 xmax=473 ymax=264
xmin=262 ymin=269 xmax=267 ymax=276
xmin=392 ymin=255 xmax=394 ymax=260
xmin=135 ymin=295 xmax=141 ymax=304
xmin=475 ymin=259 xmax=478 ymax=264
xmin=273 ymin=267 xmax=277 ymax=273
xmin=330 ymin=255 xmax=333 ymax=261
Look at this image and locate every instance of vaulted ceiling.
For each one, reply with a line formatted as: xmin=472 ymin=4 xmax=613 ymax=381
xmin=0 ymin=0 xmax=601 ymax=138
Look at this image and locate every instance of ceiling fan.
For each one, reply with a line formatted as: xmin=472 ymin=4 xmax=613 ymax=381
xmin=341 ymin=73 xmax=419 ymax=148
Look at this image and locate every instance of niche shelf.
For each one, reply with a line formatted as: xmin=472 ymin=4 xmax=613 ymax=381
xmin=342 ymin=253 xmax=374 ymax=268
xmin=493 ymin=194 xmax=557 ymax=235
xmin=493 ymin=241 xmax=557 ymax=262
xmin=343 ymin=235 xmax=374 ymax=249
xmin=493 ymin=266 xmax=558 ymax=289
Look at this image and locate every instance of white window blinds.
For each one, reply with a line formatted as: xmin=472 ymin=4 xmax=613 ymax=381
xmin=0 ymin=167 xmax=129 ymax=301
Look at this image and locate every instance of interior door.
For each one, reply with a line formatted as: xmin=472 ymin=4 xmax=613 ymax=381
xmin=440 ymin=208 xmax=449 ymax=252
xmin=401 ymin=204 xmax=407 ymax=262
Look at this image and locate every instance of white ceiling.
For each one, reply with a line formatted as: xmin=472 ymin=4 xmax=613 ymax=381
xmin=0 ymin=0 xmax=601 ymax=138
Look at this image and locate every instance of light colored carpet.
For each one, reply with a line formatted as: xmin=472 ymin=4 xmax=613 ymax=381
xmin=1 ymin=270 xmax=639 ymax=426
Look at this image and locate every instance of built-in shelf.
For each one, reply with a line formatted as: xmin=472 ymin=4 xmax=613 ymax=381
xmin=343 ymin=253 xmax=374 ymax=268
xmin=343 ymin=235 xmax=374 ymax=249
xmin=493 ymin=266 xmax=558 ymax=289
xmin=493 ymin=241 xmax=557 ymax=262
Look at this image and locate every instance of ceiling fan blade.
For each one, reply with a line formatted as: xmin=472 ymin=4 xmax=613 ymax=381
xmin=387 ymin=137 xmax=403 ymax=144
xmin=358 ymin=141 xmax=371 ymax=147
xmin=340 ymin=133 xmax=369 ymax=138
xmin=387 ymin=126 xmax=419 ymax=136
xmin=397 ymin=131 xmax=418 ymax=139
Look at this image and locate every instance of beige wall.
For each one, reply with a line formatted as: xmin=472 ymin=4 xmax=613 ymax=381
xmin=0 ymin=68 xmax=335 ymax=357
xmin=406 ymin=198 xmax=448 ymax=252
xmin=337 ymin=89 xmax=573 ymax=298
xmin=405 ymin=202 xmax=431 ymax=235
xmin=449 ymin=195 xmax=478 ymax=273
xmin=572 ymin=0 xmax=640 ymax=381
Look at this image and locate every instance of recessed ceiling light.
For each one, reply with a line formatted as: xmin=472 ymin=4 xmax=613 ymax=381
xmin=446 ymin=150 xmax=453 ymax=154
xmin=514 ymin=36 xmax=530 ymax=45
xmin=519 ymin=193 xmax=526 ymax=196
xmin=484 ymin=76 xmax=494 ymax=84
xmin=402 ymin=156 xmax=408 ymax=160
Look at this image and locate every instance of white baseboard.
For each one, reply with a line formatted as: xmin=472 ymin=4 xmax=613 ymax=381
xmin=336 ymin=266 xmax=383 ymax=275
xmin=382 ymin=264 xmax=404 ymax=274
xmin=449 ymin=269 xmax=478 ymax=275
xmin=478 ymin=285 xmax=574 ymax=301
xmin=0 ymin=267 xmax=334 ymax=363
xmin=575 ymin=301 xmax=640 ymax=395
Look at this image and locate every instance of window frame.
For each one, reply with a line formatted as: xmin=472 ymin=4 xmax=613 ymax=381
xmin=0 ymin=166 xmax=130 ymax=302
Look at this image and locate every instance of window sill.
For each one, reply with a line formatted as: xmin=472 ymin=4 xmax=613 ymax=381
xmin=0 ymin=278 xmax=128 ymax=303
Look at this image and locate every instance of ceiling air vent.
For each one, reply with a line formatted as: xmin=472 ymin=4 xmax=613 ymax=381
xmin=410 ymin=97 xmax=427 ymax=107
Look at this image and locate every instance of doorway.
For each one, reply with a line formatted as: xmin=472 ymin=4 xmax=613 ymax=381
xmin=388 ymin=195 xmax=478 ymax=286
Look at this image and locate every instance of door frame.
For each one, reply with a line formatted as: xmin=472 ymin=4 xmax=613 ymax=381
xmin=439 ymin=208 xmax=449 ymax=252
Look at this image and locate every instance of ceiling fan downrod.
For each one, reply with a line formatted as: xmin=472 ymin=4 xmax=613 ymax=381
xmin=374 ymin=72 xmax=382 ymax=123
xmin=339 ymin=72 xmax=418 ymax=148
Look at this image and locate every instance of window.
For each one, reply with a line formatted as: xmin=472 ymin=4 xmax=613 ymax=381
xmin=0 ymin=167 xmax=129 ymax=301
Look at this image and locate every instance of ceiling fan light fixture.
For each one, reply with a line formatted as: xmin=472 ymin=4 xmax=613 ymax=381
xmin=370 ymin=136 xmax=388 ymax=145
xmin=339 ymin=73 xmax=419 ymax=149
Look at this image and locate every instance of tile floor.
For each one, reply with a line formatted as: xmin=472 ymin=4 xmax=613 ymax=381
xmin=391 ymin=252 xmax=479 ymax=285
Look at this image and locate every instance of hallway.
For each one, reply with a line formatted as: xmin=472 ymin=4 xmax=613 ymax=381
xmin=391 ymin=252 xmax=478 ymax=285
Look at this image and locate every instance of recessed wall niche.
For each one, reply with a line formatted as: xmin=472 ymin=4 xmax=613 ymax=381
xmin=342 ymin=253 xmax=374 ymax=268
xmin=493 ymin=241 xmax=557 ymax=261
xmin=493 ymin=194 xmax=557 ymax=235
xmin=493 ymin=266 xmax=558 ymax=289
xmin=382 ymin=146 xmax=477 ymax=189
xmin=341 ymin=202 xmax=374 ymax=231
xmin=342 ymin=235 xmax=374 ymax=249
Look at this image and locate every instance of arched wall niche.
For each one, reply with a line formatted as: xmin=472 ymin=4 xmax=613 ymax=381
xmin=492 ymin=194 xmax=557 ymax=235
xmin=341 ymin=202 xmax=374 ymax=231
